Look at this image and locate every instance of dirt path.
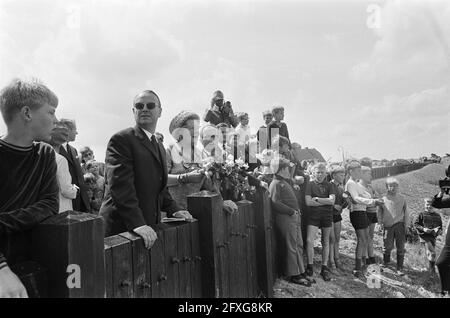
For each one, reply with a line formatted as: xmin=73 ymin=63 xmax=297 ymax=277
xmin=274 ymin=161 xmax=449 ymax=298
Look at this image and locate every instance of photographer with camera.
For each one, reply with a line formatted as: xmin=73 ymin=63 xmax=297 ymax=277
xmin=203 ymin=90 xmax=238 ymax=128
xmin=432 ymin=164 xmax=450 ymax=296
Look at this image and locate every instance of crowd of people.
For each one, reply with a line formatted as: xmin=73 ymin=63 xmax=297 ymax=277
xmin=0 ymin=78 xmax=449 ymax=298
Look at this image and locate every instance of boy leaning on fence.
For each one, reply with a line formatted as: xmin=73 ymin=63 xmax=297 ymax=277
xmin=0 ymin=78 xmax=60 ymax=298
xmin=268 ymin=156 xmax=314 ymax=287
xmin=378 ymin=177 xmax=409 ymax=275
xmin=414 ymin=197 xmax=443 ymax=276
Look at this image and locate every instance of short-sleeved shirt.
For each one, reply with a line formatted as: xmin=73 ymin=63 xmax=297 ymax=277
xmin=305 ymin=179 xmax=336 ymax=214
xmin=330 ymin=181 xmax=346 ymax=215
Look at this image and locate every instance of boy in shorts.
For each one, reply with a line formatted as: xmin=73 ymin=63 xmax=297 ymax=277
xmin=414 ymin=197 xmax=443 ymax=275
xmin=329 ymin=166 xmax=348 ymax=270
xmin=305 ymin=162 xmax=336 ymax=281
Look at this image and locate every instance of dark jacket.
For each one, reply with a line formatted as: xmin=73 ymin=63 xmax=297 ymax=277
xmin=0 ymin=141 xmax=59 ymax=264
xmin=59 ymin=143 xmax=90 ymax=212
xmin=99 ymin=126 xmax=180 ymax=237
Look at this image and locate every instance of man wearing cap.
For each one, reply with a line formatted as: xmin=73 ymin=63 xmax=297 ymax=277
xmin=257 ymin=110 xmax=273 ymax=151
xmin=203 ymin=90 xmax=238 ymax=128
xmin=99 ymin=90 xmax=192 ymax=249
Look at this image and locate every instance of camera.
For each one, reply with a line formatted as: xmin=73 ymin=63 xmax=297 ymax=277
xmin=439 ymin=164 xmax=450 ymax=194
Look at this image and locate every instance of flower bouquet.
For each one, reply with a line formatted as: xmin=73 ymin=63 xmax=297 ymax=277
xmin=202 ymin=155 xmax=260 ymax=202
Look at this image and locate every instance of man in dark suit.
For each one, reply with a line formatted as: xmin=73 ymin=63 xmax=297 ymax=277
xmin=99 ymin=90 xmax=192 ymax=249
xmin=59 ymin=119 xmax=90 ymax=212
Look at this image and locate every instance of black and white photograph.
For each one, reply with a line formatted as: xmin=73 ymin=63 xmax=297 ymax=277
xmin=0 ymin=0 xmax=449 ymax=303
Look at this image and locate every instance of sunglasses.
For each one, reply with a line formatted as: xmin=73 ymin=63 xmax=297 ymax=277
xmin=134 ymin=102 xmax=158 ymax=110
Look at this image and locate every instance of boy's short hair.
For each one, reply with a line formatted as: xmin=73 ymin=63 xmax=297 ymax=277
xmin=312 ymin=162 xmax=327 ymax=171
xmin=361 ymin=166 xmax=372 ymax=172
xmin=262 ymin=110 xmax=272 ymax=117
xmin=385 ymin=177 xmax=399 ymax=185
xmin=0 ymin=78 xmax=58 ymax=125
xmin=346 ymin=160 xmax=361 ymax=173
xmin=236 ymin=112 xmax=248 ymax=120
xmin=330 ymin=165 xmax=345 ymax=176
xmin=271 ymin=106 xmax=284 ymax=115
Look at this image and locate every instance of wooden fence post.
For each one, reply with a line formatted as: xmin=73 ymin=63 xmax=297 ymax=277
xmin=187 ymin=192 xmax=223 ymax=298
xmin=30 ymin=211 xmax=105 ymax=298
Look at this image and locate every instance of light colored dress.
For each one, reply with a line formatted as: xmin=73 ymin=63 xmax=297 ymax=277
xmin=55 ymin=153 xmax=78 ymax=213
xmin=166 ymin=142 xmax=204 ymax=210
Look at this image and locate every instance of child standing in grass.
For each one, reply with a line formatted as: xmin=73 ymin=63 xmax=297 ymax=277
xmin=414 ymin=197 xmax=443 ymax=276
xmin=378 ymin=177 xmax=409 ymax=275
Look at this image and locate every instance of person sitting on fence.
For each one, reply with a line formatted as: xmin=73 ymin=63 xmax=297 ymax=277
xmin=49 ymin=124 xmax=79 ymax=213
xmin=414 ymin=197 xmax=443 ymax=276
xmin=0 ymin=78 xmax=60 ymax=298
xmin=305 ymin=162 xmax=336 ymax=282
xmin=256 ymin=110 xmax=273 ymax=151
xmin=268 ymin=156 xmax=313 ymax=287
xmin=328 ymin=165 xmax=348 ymax=271
xmin=267 ymin=106 xmax=290 ymax=148
xmin=199 ymin=124 xmax=226 ymax=163
xmin=234 ymin=112 xmax=253 ymax=160
xmin=359 ymin=166 xmax=382 ymax=266
xmin=83 ymin=160 xmax=105 ymax=214
xmin=203 ymin=90 xmax=238 ymax=128
xmin=166 ymin=110 xmax=207 ymax=210
xmin=378 ymin=177 xmax=409 ymax=276
xmin=345 ymin=161 xmax=382 ymax=278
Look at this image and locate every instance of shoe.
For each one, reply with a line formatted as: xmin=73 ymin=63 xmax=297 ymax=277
xmin=305 ymin=266 xmax=314 ymax=277
xmin=321 ymin=267 xmax=331 ymax=282
xmin=396 ymin=269 xmax=405 ymax=276
xmin=305 ymin=275 xmax=316 ymax=284
xmin=353 ymin=269 xmax=365 ymax=280
xmin=290 ymin=275 xmax=312 ymax=287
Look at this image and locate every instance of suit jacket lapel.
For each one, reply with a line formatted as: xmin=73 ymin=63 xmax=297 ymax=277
xmin=133 ymin=126 xmax=162 ymax=165
xmin=59 ymin=145 xmax=75 ymax=166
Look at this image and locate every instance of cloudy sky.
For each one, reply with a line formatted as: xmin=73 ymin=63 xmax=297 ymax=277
xmin=0 ymin=0 xmax=448 ymax=162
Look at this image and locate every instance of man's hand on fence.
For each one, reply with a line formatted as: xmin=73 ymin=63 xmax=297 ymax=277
xmin=173 ymin=210 xmax=193 ymax=220
xmin=0 ymin=265 xmax=28 ymax=298
xmin=134 ymin=225 xmax=158 ymax=249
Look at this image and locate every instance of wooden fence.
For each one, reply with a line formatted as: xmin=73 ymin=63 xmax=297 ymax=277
xmin=17 ymin=188 xmax=277 ymax=298
xmin=371 ymin=163 xmax=428 ymax=180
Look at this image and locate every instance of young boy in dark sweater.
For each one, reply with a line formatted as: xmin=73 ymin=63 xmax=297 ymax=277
xmin=414 ymin=197 xmax=443 ymax=275
xmin=269 ymin=157 xmax=313 ymax=286
xmin=0 ymin=78 xmax=59 ymax=298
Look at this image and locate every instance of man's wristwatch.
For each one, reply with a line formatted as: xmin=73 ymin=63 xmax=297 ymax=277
xmin=314 ymin=197 xmax=319 ymax=202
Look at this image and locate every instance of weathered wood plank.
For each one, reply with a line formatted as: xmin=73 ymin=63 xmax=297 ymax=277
xmin=187 ymin=192 xmax=223 ymax=298
xmin=119 ymin=232 xmax=151 ymax=298
xmin=177 ymin=222 xmax=192 ymax=298
xmin=150 ymin=225 xmax=166 ymax=298
xmin=104 ymin=235 xmax=133 ymax=298
xmin=190 ymin=221 xmax=202 ymax=298
xmin=30 ymin=211 xmax=105 ymax=298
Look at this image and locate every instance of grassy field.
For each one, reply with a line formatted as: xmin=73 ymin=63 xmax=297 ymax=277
xmin=274 ymin=159 xmax=450 ymax=298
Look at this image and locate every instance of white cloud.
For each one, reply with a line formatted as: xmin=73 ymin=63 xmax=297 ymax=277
xmin=351 ymin=0 xmax=450 ymax=83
